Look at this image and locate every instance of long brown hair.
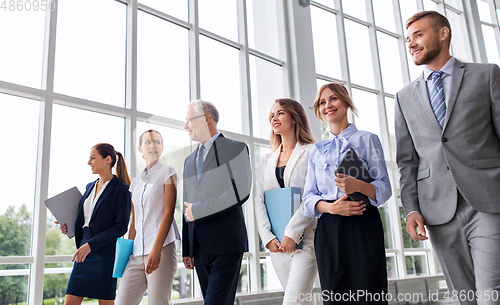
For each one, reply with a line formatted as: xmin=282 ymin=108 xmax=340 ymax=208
xmin=269 ymin=98 xmax=315 ymax=152
xmin=313 ymin=83 xmax=358 ymax=120
xmin=93 ymin=143 xmax=131 ymax=186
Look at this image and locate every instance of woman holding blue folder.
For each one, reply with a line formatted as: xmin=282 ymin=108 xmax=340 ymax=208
xmin=115 ymin=129 xmax=180 ymax=305
xmin=58 ymin=143 xmax=131 ymax=305
xmin=303 ymin=83 xmax=391 ymax=304
xmin=254 ymin=98 xmax=318 ymax=304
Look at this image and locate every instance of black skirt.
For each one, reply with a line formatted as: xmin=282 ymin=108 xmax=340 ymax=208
xmin=315 ymin=203 xmax=388 ymax=304
xmin=66 ymin=227 xmax=117 ymax=300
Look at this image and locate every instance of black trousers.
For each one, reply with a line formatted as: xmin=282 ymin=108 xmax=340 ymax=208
xmin=193 ymin=238 xmax=243 ymax=305
xmin=315 ymin=203 xmax=388 ymax=304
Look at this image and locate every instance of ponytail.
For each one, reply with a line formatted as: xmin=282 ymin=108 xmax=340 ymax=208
xmin=93 ymin=143 xmax=131 ymax=186
xmin=115 ymin=151 xmax=131 ymax=186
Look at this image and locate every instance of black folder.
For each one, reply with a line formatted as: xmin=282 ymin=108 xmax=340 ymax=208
xmin=334 ymin=148 xmax=374 ymax=206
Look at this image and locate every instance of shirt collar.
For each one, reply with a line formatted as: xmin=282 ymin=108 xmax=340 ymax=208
xmin=328 ymin=123 xmax=357 ymax=141
xmin=423 ymin=56 xmax=455 ymax=80
xmin=142 ymin=161 xmax=162 ymax=180
xmin=200 ymin=132 xmax=221 ymax=153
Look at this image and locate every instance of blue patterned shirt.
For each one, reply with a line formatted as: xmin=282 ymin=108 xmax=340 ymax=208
xmin=303 ymin=124 xmax=392 ymax=218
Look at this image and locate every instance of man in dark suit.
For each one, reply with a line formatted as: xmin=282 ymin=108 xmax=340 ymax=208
xmin=182 ymin=100 xmax=251 ymax=305
xmin=396 ymin=11 xmax=500 ymax=304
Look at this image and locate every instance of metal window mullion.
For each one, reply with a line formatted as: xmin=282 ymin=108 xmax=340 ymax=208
xmin=0 ymin=81 xmax=45 ymax=100
xmin=125 ymin=0 xmax=138 ymax=175
xmin=463 ymin=0 xmax=488 ymax=63
xmin=199 ymin=29 xmax=242 ymax=50
xmin=137 ymin=2 xmax=191 ymax=30
xmin=279 ymin=0 xmax=291 ymax=97
xmin=366 ymin=0 xmax=392 ymax=167
xmin=488 ymin=0 xmax=500 ymax=61
xmin=188 ymin=0 xmax=202 ymax=298
xmin=334 ymin=0 xmax=351 ymax=89
xmin=387 ymin=167 xmax=408 ymax=278
xmin=248 ymin=48 xmax=285 ymax=66
xmin=237 ymin=0 xmax=260 ymax=292
xmin=395 ymin=0 xmax=412 ymax=87
xmin=29 ymin=1 xmax=58 ymax=303
xmin=189 ymin=0 xmax=201 ymax=101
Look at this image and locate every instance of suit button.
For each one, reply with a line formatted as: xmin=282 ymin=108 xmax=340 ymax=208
xmin=442 ymin=137 xmax=448 ymax=142
xmin=447 ymin=166 xmax=450 ymax=170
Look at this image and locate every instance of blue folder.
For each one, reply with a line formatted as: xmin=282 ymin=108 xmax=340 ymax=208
xmin=112 ymin=238 xmax=134 ymax=278
xmin=264 ymin=187 xmax=303 ymax=249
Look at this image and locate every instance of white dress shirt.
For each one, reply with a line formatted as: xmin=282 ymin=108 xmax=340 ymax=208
xmin=83 ymin=180 xmax=110 ymax=228
xmin=129 ymin=162 xmax=181 ymax=256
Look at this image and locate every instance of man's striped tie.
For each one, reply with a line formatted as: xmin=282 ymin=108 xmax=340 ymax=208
xmin=430 ymin=71 xmax=446 ymax=128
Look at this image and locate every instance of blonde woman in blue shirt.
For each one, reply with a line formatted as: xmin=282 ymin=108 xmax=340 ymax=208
xmin=255 ymin=98 xmax=318 ymax=304
xmin=115 ymin=130 xmax=181 ymax=305
xmin=303 ymin=83 xmax=391 ymax=304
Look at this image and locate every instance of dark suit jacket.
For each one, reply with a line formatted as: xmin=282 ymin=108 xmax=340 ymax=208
xmin=182 ymin=134 xmax=251 ymax=257
xmin=75 ymin=175 xmax=131 ymax=256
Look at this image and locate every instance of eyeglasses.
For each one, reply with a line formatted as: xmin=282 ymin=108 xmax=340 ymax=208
xmin=185 ymin=114 xmax=206 ymax=125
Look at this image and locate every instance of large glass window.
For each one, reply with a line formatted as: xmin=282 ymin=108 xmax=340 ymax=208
xmin=247 ymin=0 xmax=281 ymax=59
xmin=0 ymin=10 xmax=45 ymax=88
xmin=54 ymin=0 xmax=126 ymax=107
xmin=311 ymin=6 xmax=342 ymax=79
xmin=137 ymin=11 xmax=190 ymax=121
xmin=198 ymin=0 xmax=238 ymax=41
xmin=0 ymin=94 xmax=39 ymax=256
xmin=250 ymin=56 xmax=284 ymax=139
xmin=199 ymin=36 xmax=243 ymax=134
xmin=344 ymin=20 xmax=375 ymax=88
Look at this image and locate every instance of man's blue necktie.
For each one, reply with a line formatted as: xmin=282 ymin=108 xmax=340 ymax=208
xmin=196 ymin=144 xmax=205 ymax=179
xmin=430 ymin=71 xmax=446 ymax=128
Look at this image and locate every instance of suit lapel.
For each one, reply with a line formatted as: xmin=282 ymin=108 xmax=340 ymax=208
xmin=283 ymin=143 xmax=305 ymax=188
xmin=267 ymin=146 xmax=281 ymax=189
xmin=442 ymin=59 xmax=465 ymax=131
xmin=415 ymin=74 xmax=443 ymax=131
xmin=198 ymin=134 xmax=225 ymax=182
xmin=77 ymin=182 xmax=95 ymax=222
xmin=90 ymin=178 xmax=115 ymax=221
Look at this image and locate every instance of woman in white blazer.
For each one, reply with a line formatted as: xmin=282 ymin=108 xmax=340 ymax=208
xmin=255 ymin=98 xmax=318 ymax=305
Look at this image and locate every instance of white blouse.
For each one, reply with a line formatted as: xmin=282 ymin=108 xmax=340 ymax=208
xmin=129 ymin=162 xmax=181 ymax=256
xmin=83 ymin=180 xmax=110 ymax=228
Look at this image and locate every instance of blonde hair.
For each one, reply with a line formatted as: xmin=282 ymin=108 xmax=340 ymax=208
xmin=313 ymin=83 xmax=358 ymax=121
xmin=269 ymin=98 xmax=315 ymax=152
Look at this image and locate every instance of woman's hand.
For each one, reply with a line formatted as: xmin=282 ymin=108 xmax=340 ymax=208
xmin=266 ymin=238 xmax=282 ymax=253
xmin=72 ymin=243 xmax=91 ymax=263
xmin=55 ymin=221 xmax=68 ymax=235
xmin=145 ymin=248 xmax=161 ymax=275
xmin=316 ymin=194 xmax=365 ymax=216
xmin=280 ymin=236 xmax=296 ymax=253
xmin=334 ymin=173 xmax=360 ymax=195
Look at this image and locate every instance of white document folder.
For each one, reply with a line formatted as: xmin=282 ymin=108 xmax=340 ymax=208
xmin=44 ymin=187 xmax=82 ymax=238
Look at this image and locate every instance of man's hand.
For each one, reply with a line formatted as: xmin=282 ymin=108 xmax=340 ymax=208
xmin=406 ymin=212 xmax=428 ymax=241
xmin=280 ymin=236 xmax=297 ymax=253
xmin=183 ymin=256 xmax=195 ymax=269
xmin=184 ymin=202 xmax=194 ymax=222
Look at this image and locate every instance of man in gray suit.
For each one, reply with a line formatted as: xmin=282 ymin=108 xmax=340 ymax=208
xmin=395 ymin=11 xmax=500 ymax=304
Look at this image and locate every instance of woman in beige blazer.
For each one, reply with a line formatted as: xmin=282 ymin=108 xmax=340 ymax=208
xmin=255 ymin=98 xmax=318 ymax=305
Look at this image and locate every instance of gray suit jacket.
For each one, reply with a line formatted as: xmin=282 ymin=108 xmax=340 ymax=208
xmin=395 ymin=59 xmax=500 ymax=225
